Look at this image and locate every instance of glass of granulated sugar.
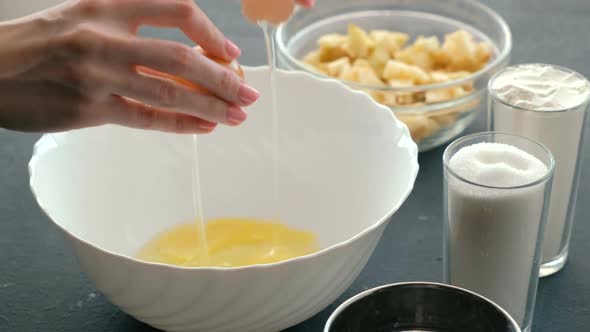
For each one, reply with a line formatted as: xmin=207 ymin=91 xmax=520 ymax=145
xmin=488 ymin=64 xmax=590 ymax=277
xmin=443 ymin=132 xmax=555 ymax=332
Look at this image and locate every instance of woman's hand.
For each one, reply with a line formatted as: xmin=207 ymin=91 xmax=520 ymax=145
xmin=0 ymin=0 xmax=260 ymax=133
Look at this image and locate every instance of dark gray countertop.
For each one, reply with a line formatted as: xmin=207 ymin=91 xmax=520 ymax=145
xmin=1 ymin=0 xmax=589 ymax=331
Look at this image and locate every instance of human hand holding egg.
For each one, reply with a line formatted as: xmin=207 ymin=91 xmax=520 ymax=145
xmin=0 ymin=0 xmax=314 ymax=134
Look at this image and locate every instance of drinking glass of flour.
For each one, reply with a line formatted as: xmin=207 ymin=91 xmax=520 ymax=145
xmin=489 ymin=64 xmax=590 ymax=277
xmin=443 ymin=132 xmax=555 ymax=332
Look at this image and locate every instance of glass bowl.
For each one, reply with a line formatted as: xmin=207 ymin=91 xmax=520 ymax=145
xmin=276 ymin=0 xmax=512 ymax=152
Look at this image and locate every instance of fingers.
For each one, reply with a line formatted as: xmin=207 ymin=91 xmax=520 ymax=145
xmin=111 ymin=69 xmax=248 ymax=126
xmin=46 ymin=30 xmax=252 ymax=129
xmin=118 ymin=0 xmax=240 ymax=60
xmin=295 ymin=0 xmax=315 ymax=8
xmin=104 ymin=96 xmax=219 ymax=134
xmin=113 ymin=38 xmax=257 ymax=106
xmin=50 ymin=23 xmax=257 ymax=107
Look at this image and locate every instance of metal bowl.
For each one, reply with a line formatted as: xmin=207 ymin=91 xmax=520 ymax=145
xmin=325 ymin=282 xmax=521 ymax=332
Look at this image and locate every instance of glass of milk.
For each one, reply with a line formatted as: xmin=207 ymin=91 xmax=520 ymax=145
xmin=488 ymin=64 xmax=590 ymax=277
xmin=443 ymin=132 xmax=555 ymax=332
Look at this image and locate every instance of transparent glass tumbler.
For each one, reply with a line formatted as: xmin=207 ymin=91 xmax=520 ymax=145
xmin=488 ymin=64 xmax=590 ymax=277
xmin=443 ymin=132 xmax=555 ymax=332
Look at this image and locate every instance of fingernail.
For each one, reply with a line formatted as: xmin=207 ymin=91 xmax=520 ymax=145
xmin=238 ymin=84 xmax=260 ymax=105
xmin=298 ymin=0 xmax=314 ymax=7
xmin=225 ymin=39 xmax=241 ymax=58
xmin=199 ymin=122 xmax=217 ymax=130
xmin=227 ymin=106 xmax=247 ymax=125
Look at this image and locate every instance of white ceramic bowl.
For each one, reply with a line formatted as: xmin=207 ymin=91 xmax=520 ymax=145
xmin=29 ymin=67 xmax=419 ymax=332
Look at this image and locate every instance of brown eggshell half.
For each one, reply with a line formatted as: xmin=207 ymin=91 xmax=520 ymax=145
xmin=241 ymin=0 xmax=295 ymax=25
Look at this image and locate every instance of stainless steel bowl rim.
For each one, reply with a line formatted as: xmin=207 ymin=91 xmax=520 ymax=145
xmin=323 ymin=281 xmax=521 ymax=332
